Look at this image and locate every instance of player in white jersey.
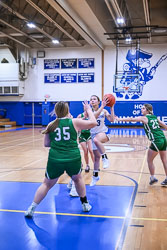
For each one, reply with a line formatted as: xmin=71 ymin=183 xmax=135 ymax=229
xmin=89 ymin=95 xmax=115 ymax=186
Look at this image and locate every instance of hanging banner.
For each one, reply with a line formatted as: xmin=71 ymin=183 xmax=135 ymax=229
xmin=78 ymin=73 xmax=94 ymax=83
xmin=44 ymin=59 xmax=60 ymax=69
xmin=44 ymin=73 xmax=60 ymax=83
xmin=78 ymin=58 xmax=94 ymax=68
xmin=61 ymin=58 xmax=77 ymax=69
xmin=61 ymin=73 xmax=77 ymax=83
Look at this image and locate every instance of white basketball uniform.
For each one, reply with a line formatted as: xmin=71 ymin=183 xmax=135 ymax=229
xmin=90 ymin=110 xmax=111 ymax=150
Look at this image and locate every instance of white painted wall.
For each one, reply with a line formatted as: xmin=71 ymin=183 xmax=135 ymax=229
xmin=104 ymin=44 xmax=167 ymax=101
xmin=0 ymin=46 xmax=102 ymax=101
xmin=0 ymin=44 xmax=167 ymax=102
xmin=24 ymin=46 xmax=102 ymax=102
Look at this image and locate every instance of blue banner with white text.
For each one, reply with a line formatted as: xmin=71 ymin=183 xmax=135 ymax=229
xmin=105 ymin=101 xmax=167 ymax=126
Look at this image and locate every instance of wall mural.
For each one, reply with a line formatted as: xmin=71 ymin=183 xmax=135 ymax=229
xmin=114 ymin=49 xmax=167 ymax=99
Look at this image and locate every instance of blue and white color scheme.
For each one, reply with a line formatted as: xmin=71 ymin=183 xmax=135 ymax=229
xmin=44 ymin=59 xmax=60 ymax=69
xmin=44 ymin=73 xmax=60 ymax=83
xmin=78 ymin=73 xmax=94 ymax=83
xmin=61 ymin=58 xmax=77 ymax=69
xmin=78 ymin=58 xmax=94 ymax=68
xmin=61 ymin=73 xmax=77 ymax=83
xmin=114 ymin=49 xmax=167 ymax=99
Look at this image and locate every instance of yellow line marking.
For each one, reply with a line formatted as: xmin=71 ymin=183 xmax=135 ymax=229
xmin=131 ymin=217 xmax=167 ymax=222
xmin=0 ymin=209 xmax=124 ymax=219
xmin=1 ymin=209 xmax=167 ymax=222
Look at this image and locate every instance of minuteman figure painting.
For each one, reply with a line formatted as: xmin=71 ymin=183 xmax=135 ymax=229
xmin=114 ymin=49 xmax=167 ymax=99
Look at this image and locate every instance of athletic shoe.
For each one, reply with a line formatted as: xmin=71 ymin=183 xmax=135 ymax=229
xmin=90 ymin=176 xmax=100 ymax=186
xmin=161 ymin=179 xmax=167 ymax=186
xmin=82 ymin=202 xmax=92 ymax=212
xmin=70 ymin=184 xmax=79 ymax=197
xmin=149 ymin=177 xmax=158 ymax=185
xmin=25 ymin=206 xmax=35 ymax=218
xmin=67 ymin=179 xmax=73 ymax=189
xmin=85 ymin=165 xmax=90 ymax=173
xmin=102 ymin=158 xmax=110 ymax=169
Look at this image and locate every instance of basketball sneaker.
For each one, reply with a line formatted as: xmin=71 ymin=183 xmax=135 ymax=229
xmin=67 ymin=179 xmax=73 ymax=189
xmin=70 ymin=184 xmax=79 ymax=197
xmin=82 ymin=202 xmax=92 ymax=212
xmin=85 ymin=165 xmax=90 ymax=173
xmin=161 ymin=179 xmax=167 ymax=186
xmin=102 ymin=158 xmax=110 ymax=169
xmin=25 ymin=206 xmax=35 ymax=218
xmin=90 ymin=176 xmax=100 ymax=186
xmin=149 ymin=177 xmax=158 ymax=185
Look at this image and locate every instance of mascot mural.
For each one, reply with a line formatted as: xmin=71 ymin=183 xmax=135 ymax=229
xmin=114 ymin=49 xmax=167 ymax=99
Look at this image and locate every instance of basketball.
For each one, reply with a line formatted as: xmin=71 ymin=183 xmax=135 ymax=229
xmin=103 ymin=94 xmax=116 ymax=107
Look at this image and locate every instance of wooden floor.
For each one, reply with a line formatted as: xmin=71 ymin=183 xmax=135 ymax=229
xmin=0 ymin=127 xmax=167 ymax=250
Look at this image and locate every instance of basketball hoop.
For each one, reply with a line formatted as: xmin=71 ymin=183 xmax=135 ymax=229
xmin=123 ymin=86 xmax=129 ymax=91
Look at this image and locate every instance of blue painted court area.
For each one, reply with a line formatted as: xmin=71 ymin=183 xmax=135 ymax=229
xmin=0 ymin=182 xmax=135 ymax=250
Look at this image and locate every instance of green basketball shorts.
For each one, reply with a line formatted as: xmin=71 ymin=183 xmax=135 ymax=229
xmin=150 ymin=138 xmax=167 ymax=152
xmin=45 ymin=158 xmax=82 ymax=179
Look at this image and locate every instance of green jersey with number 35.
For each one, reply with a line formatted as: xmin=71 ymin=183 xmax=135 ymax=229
xmin=48 ymin=118 xmax=81 ymax=162
xmin=143 ymin=114 xmax=165 ymax=142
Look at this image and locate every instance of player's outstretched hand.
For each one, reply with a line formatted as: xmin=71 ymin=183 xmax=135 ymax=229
xmin=82 ymin=100 xmax=91 ymax=112
xmin=101 ymin=98 xmax=108 ymax=107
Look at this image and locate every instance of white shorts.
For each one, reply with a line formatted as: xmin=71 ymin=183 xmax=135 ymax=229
xmin=91 ymin=132 xmax=112 ymax=150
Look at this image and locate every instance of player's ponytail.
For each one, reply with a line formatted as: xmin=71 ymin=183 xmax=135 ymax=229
xmin=42 ymin=119 xmax=60 ymax=134
xmin=42 ymin=101 xmax=69 ymax=134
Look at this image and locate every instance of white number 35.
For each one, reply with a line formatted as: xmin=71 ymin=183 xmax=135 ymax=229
xmin=54 ymin=127 xmax=70 ymax=141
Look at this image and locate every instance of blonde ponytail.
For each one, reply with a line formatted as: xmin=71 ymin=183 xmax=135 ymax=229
xmin=42 ymin=119 xmax=60 ymax=134
xmin=41 ymin=101 xmax=69 ymax=134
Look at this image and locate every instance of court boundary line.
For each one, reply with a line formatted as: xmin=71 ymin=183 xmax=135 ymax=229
xmin=0 ymin=209 xmax=124 ymax=219
xmin=114 ymin=173 xmax=138 ymax=250
xmin=1 ymin=209 xmax=167 ymax=222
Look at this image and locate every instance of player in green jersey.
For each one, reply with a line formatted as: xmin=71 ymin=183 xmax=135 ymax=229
xmin=68 ymin=110 xmax=95 ymax=197
xmin=25 ymin=100 xmax=97 ymax=218
xmin=116 ymin=104 xmax=167 ymax=185
xmin=67 ymin=111 xmax=94 ymax=197
xmin=78 ymin=111 xmax=94 ymax=173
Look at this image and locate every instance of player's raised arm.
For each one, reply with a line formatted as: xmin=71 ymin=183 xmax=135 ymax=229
xmin=115 ymin=115 xmax=148 ymax=124
xmin=73 ymin=101 xmax=97 ymax=131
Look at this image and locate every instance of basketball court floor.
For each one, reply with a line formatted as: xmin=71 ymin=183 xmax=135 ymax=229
xmin=0 ymin=127 xmax=167 ymax=250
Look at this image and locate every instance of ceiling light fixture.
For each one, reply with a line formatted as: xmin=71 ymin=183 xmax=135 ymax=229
xmin=153 ymin=28 xmax=167 ymax=33
xmin=27 ymin=22 xmax=36 ymax=28
xmin=52 ymin=39 xmax=59 ymax=44
xmin=117 ymin=17 xmax=124 ymax=24
xmin=125 ymin=37 xmax=132 ymax=43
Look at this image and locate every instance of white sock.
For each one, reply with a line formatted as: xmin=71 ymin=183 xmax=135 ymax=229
xmin=31 ymin=201 xmax=38 ymax=209
xmin=150 ymin=175 xmax=155 ymax=180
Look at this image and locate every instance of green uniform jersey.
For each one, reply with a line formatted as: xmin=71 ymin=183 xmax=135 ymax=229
xmin=143 ymin=114 xmax=167 ymax=151
xmin=48 ymin=118 xmax=81 ymax=162
xmin=144 ymin=115 xmax=165 ymax=141
xmin=78 ymin=113 xmax=91 ymax=143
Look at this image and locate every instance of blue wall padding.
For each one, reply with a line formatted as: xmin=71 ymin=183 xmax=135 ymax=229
xmin=0 ymin=101 xmax=166 ymax=126
xmin=68 ymin=101 xmax=83 ymax=118
xmin=0 ymin=102 xmax=24 ymax=125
